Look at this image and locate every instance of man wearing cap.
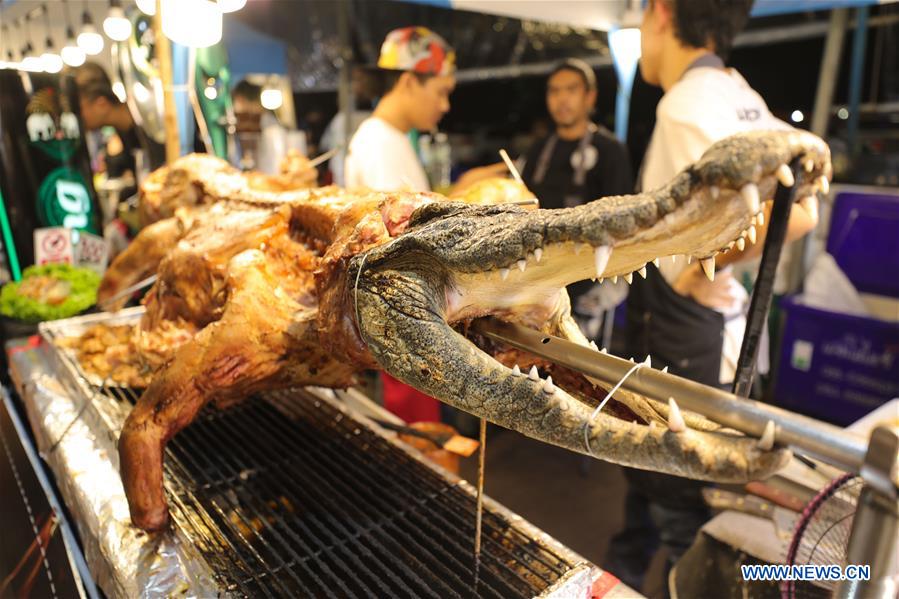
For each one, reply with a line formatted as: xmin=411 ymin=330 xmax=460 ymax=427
xmin=345 ymin=27 xmax=456 ymax=192
xmin=519 ymin=59 xmax=633 ymax=341
xmin=345 ymin=26 xmax=500 ymax=194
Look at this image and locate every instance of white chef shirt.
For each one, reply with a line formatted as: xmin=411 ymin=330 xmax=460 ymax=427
xmin=641 ymin=65 xmax=791 ymax=384
xmin=344 ymin=116 xmax=430 ymax=192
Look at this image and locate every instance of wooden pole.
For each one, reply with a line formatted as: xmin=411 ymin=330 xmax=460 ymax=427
xmin=155 ymin=0 xmax=180 ymax=163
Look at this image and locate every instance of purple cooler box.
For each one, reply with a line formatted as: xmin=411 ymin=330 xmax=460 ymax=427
xmin=774 ymin=189 xmax=899 ymax=425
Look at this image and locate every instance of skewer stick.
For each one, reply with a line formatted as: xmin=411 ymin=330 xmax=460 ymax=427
xmin=498 ymin=149 xmax=523 ymax=185
xmin=308 ymin=146 xmax=340 ymax=168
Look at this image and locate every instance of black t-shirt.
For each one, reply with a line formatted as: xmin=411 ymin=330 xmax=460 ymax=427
xmin=519 ymin=125 xmax=634 ymax=311
xmin=520 ymin=125 xmax=633 ymax=210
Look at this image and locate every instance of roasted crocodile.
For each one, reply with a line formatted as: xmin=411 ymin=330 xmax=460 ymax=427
xmin=106 ymin=130 xmax=831 ymax=531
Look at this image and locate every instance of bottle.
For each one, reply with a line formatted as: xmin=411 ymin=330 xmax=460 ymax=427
xmin=0 ymin=69 xmax=101 ymax=269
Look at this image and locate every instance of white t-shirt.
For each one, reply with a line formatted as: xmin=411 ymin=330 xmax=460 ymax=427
xmin=344 ymin=116 xmax=430 ymax=192
xmin=641 ymin=66 xmax=791 ymax=384
xmin=320 ymin=109 xmax=371 ymax=186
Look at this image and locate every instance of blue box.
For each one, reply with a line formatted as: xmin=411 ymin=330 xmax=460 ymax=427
xmin=775 ymin=296 xmax=899 ymax=425
xmin=774 ymin=189 xmax=899 ymax=425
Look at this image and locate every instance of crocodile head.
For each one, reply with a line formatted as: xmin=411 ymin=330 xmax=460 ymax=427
xmin=351 ymin=130 xmax=831 ymax=483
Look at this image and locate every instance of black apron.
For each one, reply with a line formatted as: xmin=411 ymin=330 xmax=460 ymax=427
xmin=626 ymin=53 xmax=727 ymax=388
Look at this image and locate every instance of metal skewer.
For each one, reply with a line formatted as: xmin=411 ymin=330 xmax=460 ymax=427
xmin=498 ymin=149 xmax=523 ymax=185
xmin=96 ymin=275 xmax=157 ymax=311
xmin=308 ymin=147 xmax=340 ymax=168
xmin=471 ymin=318 xmax=876 ymax=481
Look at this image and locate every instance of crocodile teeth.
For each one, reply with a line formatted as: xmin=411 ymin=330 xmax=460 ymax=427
xmin=624 ymin=273 xmax=633 ymax=284
xmin=757 ymin=420 xmax=776 ymax=450
xmin=757 ymin=211 xmax=765 ymax=227
xmin=500 ymin=268 xmax=510 ymax=281
xmin=542 ymin=376 xmax=556 ymax=394
xmin=638 ymin=265 xmax=647 ymax=279
xmin=804 ymin=158 xmax=814 ymax=172
xmin=670 ymin=255 xmax=678 ymax=264
xmin=589 ymin=341 xmax=598 ymax=350
xmin=644 ymin=355 xmax=652 ymax=367
xmin=776 ymin=164 xmax=795 ymax=187
xmin=667 ymin=398 xmax=687 ymax=433
xmin=661 ymin=366 xmax=669 ymax=373
xmin=741 ymin=183 xmax=760 ymax=214
xmin=710 ymin=186 xmax=720 ymax=199
xmin=736 ymin=237 xmax=746 ymax=251
xmin=726 ymin=241 xmax=735 ymax=250
xmin=652 ymin=257 xmax=660 ymax=267
xmin=612 ymin=276 xmax=618 ymax=284
xmin=528 ymin=365 xmax=539 ymax=381
xmin=748 ymin=225 xmax=757 ymax=244
xmin=686 ymin=255 xmax=693 ymax=265
xmin=594 ymin=246 xmax=612 ymax=280
xmin=818 ymin=176 xmax=829 ymax=195
xmin=700 ymin=257 xmax=715 ymax=282
xmin=511 ymin=364 xmax=521 ymax=376
xmin=601 ymin=347 xmax=608 ymax=354
xmin=517 ymin=259 xmax=526 ymax=272
xmin=800 ymin=196 xmax=818 ymax=221
xmin=533 ymin=248 xmax=543 ymax=262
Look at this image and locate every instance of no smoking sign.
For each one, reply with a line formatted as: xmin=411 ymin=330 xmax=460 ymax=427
xmin=34 ymin=227 xmax=74 ymax=265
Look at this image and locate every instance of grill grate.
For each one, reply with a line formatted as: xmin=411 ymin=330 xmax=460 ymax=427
xmin=98 ymin=382 xmax=577 ymax=598
xmin=39 ymin=312 xmax=583 ymax=598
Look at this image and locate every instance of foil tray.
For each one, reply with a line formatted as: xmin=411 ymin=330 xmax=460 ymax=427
xmin=5 ymin=308 xmax=636 ymax=598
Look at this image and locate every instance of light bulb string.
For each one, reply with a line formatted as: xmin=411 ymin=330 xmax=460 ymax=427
xmin=42 ymin=3 xmax=55 ymax=51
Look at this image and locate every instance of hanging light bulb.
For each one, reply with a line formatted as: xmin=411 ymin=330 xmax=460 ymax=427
xmin=218 ymin=0 xmax=247 ymax=12
xmin=260 ymin=84 xmax=283 ymax=111
xmin=103 ymin=0 xmax=132 ymax=42
xmin=20 ymin=16 xmax=45 ymax=72
xmin=112 ymin=81 xmax=127 ymax=102
xmin=61 ymin=26 xmax=86 ymax=67
xmin=39 ymin=5 xmax=63 ymax=74
xmin=20 ymin=41 xmax=45 ymax=72
xmin=41 ymin=41 xmax=63 ymax=73
xmin=161 ymin=0 xmax=222 ymax=48
xmin=135 ymin=0 xmax=157 ymax=16
xmin=78 ymin=6 xmax=104 ymax=55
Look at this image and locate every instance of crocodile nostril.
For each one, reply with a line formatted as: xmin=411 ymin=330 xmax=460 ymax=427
xmin=541 ymin=337 xmax=550 ymax=344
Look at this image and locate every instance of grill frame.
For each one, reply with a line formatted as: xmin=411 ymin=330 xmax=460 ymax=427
xmin=39 ymin=309 xmax=597 ymax=597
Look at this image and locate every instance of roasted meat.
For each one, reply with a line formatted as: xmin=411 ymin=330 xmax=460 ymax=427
xmin=103 ymin=131 xmax=831 ymax=531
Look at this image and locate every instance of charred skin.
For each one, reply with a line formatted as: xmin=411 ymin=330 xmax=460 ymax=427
xmin=117 ymin=130 xmax=830 ymax=530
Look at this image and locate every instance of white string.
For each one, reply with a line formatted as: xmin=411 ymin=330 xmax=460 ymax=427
xmin=352 ymin=253 xmax=370 ymax=344
xmin=583 ymin=361 xmax=646 ymax=457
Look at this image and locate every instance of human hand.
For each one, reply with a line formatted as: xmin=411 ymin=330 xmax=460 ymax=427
xmin=672 ymin=263 xmax=737 ymax=310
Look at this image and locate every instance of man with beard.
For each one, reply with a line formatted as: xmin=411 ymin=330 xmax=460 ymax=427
xmin=520 ymin=58 xmax=633 ymax=342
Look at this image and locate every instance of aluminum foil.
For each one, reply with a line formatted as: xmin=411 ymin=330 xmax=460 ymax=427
xmin=8 ymin=339 xmax=218 ymax=598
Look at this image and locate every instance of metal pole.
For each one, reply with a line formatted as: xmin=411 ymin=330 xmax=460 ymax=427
xmin=811 ymin=8 xmax=848 ymax=137
xmin=846 ymin=6 xmax=869 ymax=156
xmin=732 ymin=161 xmax=801 ymax=398
xmin=336 ymin=0 xmax=354 ymax=154
xmin=834 ymin=426 xmax=899 ymax=599
xmin=471 ymin=318 xmax=873 ymax=478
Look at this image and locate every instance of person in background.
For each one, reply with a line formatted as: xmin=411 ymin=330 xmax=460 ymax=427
xmin=606 ymin=0 xmax=820 ymax=593
xmin=73 ymin=62 xmax=165 ymax=171
xmin=344 ymin=26 xmax=499 ymax=193
xmin=320 ymin=67 xmax=378 ymax=186
xmin=232 ymin=80 xmax=264 ymax=170
xmin=520 ymin=58 xmax=633 ymax=342
xmin=345 ymin=26 xmax=500 ymax=424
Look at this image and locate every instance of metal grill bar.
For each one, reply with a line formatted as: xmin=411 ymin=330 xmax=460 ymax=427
xmin=276 ymin=393 xmax=572 ymax=588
